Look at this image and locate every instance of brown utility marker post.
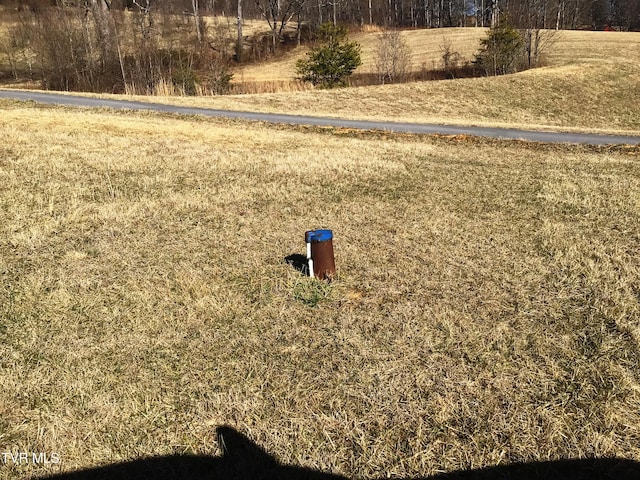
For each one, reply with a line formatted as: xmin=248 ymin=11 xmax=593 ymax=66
xmin=305 ymin=229 xmax=336 ymax=281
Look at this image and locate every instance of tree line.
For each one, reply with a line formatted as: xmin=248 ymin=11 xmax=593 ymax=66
xmin=0 ymin=0 xmax=636 ymax=94
xmin=2 ymin=0 xmax=639 ymax=30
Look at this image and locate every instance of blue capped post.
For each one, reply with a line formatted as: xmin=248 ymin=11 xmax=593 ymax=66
xmin=304 ymin=229 xmax=336 ymax=281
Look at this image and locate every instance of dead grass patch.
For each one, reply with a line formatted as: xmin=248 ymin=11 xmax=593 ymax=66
xmin=69 ymin=29 xmax=637 ymax=135
xmin=1 ymin=102 xmax=639 ymax=479
xmin=2 ymin=23 xmax=639 ymax=134
xmin=107 ymin=57 xmax=639 ymax=135
xmin=233 ymin=27 xmax=485 ymax=83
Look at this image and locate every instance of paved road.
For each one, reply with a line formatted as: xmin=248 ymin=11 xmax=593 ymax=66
xmin=2 ymin=89 xmax=639 ymax=146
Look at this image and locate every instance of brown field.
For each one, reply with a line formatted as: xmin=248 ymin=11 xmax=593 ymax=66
xmin=234 ymin=27 xmax=487 ymax=83
xmin=1 ymin=14 xmax=640 ymax=480
xmin=2 ymin=18 xmax=639 ymax=134
xmin=1 ymin=101 xmax=639 ymax=479
xmin=114 ymin=29 xmax=640 ymax=135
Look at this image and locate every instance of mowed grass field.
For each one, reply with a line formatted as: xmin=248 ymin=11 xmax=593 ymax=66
xmin=123 ymin=28 xmax=640 ymax=135
xmin=1 ymin=16 xmax=638 ymax=134
xmin=234 ymin=26 xmax=487 ymax=83
xmin=1 ymin=101 xmax=640 ymax=479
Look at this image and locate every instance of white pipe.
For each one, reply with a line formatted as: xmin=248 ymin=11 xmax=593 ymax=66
xmin=306 ymin=242 xmax=314 ymax=278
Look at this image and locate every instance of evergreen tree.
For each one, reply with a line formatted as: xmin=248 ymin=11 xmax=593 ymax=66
xmin=296 ymin=23 xmax=362 ymax=88
xmin=474 ymin=18 xmax=525 ymax=76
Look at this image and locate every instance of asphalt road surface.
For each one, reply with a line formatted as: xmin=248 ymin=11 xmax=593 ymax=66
xmin=2 ymin=89 xmax=639 ymax=146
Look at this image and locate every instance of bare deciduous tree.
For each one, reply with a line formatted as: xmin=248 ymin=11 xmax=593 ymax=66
xmin=439 ymin=35 xmax=462 ymax=70
xmin=89 ymin=0 xmax=117 ymax=65
xmin=192 ymin=0 xmax=203 ymax=41
xmin=0 ymin=13 xmax=34 ymax=80
xmin=237 ymin=0 xmax=243 ymax=61
xmin=374 ymin=29 xmax=411 ymax=84
xmin=522 ymin=27 xmax=558 ymax=67
xmin=254 ymin=0 xmax=307 ymax=49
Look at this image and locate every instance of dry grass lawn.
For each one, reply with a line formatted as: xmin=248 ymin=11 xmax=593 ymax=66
xmin=117 ymin=29 xmax=640 ymax=135
xmin=1 ymin=101 xmax=639 ymax=479
xmin=2 ymin=21 xmax=639 ymax=134
xmin=235 ymin=27 xmax=486 ymax=83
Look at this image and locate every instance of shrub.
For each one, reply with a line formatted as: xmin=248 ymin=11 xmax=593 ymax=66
xmin=374 ymin=30 xmax=411 ymax=85
xmin=199 ymin=52 xmax=234 ymax=95
xmin=296 ymin=23 xmax=362 ymax=89
xmin=172 ymin=67 xmax=198 ymax=95
xmin=474 ymin=18 xmax=524 ymax=76
xmin=0 ymin=15 xmax=34 ymax=80
xmin=439 ymin=36 xmax=463 ymax=73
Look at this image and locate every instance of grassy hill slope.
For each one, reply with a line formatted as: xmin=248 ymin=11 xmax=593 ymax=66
xmin=127 ymin=28 xmax=640 ymax=135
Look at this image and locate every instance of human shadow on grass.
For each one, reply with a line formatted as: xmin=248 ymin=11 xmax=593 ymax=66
xmin=38 ymin=426 xmax=640 ymax=480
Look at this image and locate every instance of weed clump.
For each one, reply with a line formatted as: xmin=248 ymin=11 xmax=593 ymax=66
xmin=292 ymin=277 xmax=333 ymax=307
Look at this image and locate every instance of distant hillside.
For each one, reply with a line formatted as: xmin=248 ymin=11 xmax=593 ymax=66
xmin=234 ymin=27 xmax=487 ymax=84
